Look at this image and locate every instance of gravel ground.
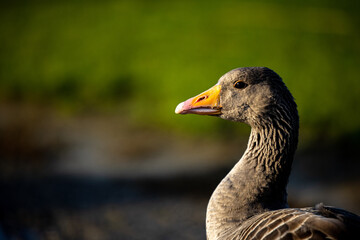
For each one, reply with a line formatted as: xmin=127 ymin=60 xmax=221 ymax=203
xmin=0 ymin=176 xmax=213 ymax=240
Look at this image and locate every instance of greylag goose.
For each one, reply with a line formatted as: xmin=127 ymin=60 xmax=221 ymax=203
xmin=175 ymin=67 xmax=360 ymax=240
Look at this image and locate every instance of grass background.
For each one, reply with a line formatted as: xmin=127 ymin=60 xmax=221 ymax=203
xmin=1 ymin=0 xmax=359 ymax=139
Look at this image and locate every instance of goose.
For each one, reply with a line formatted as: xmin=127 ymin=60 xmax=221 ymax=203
xmin=175 ymin=67 xmax=360 ymax=240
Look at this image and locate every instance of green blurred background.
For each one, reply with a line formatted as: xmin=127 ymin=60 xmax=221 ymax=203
xmin=1 ymin=0 xmax=360 ymax=137
xmin=0 ymin=0 xmax=359 ymax=239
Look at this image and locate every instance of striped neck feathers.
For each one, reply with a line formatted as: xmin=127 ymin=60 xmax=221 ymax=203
xmin=206 ymin=103 xmax=299 ymax=239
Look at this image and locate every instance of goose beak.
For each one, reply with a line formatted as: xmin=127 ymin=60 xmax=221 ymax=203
xmin=175 ymin=84 xmax=222 ymax=115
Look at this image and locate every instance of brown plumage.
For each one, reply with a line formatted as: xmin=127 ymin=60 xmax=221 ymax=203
xmin=175 ymin=67 xmax=360 ymax=240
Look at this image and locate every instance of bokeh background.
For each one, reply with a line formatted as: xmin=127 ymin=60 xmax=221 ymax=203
xmin=0 ymin=0 xmax=359 ymax=239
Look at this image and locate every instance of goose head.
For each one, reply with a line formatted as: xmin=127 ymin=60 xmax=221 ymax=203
xmin=175 ymin=67 xmax=297 ymax=128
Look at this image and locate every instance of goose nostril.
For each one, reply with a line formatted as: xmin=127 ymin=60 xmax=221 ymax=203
xmin=196 ymin=96 xmax=208 ymax=103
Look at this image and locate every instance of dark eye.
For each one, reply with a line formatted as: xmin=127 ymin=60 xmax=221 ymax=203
xmin=233 ymin=81 xmax=248 ymax=89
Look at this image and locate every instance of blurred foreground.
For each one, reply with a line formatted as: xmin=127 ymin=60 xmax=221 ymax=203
xmin=0 ymin=103 xmax=359 ymax=240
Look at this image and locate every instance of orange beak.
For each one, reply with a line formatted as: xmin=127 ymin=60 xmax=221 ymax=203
xmin=175 ymin=84 xmax=222 ymax=115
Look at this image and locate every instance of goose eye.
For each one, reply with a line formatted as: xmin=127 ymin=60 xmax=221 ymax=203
xmin=233 ymin=81 xmax=248 ymax=89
